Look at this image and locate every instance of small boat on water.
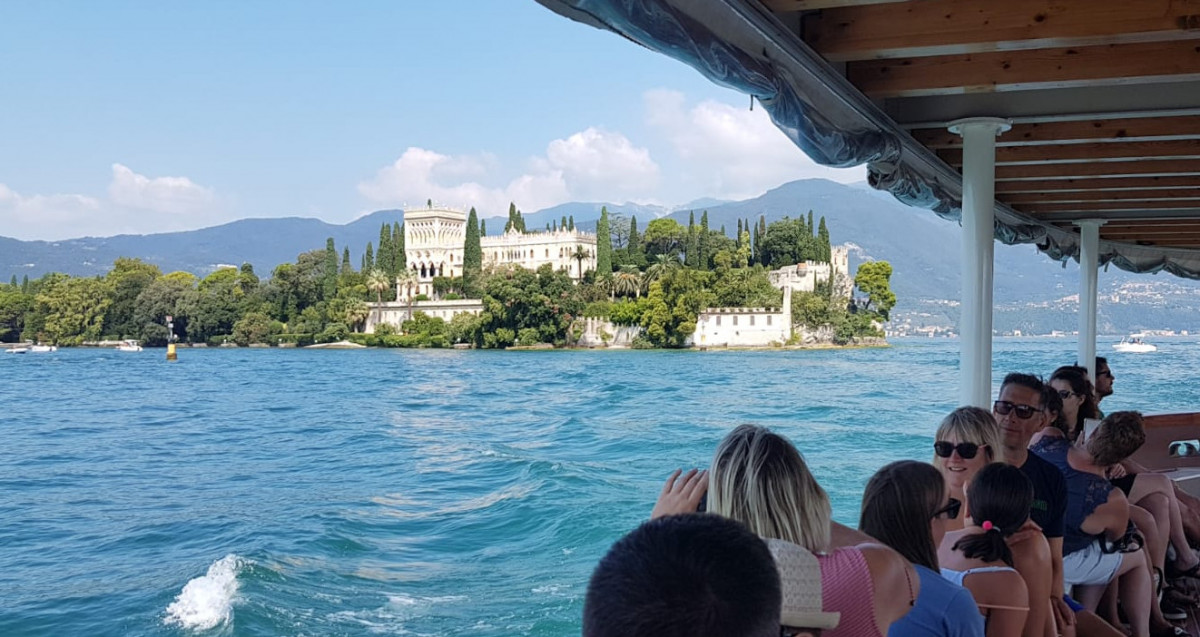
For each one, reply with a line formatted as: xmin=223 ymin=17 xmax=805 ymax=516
xmin=30 ymin=344 xmax=57 ymax=353
xmin=1113 ymin=334 xmax=1157 ymax=353
xmin=5 ymin=346 xmax=30 ymax=354
xmin=116 ymin=340 xmax=143 ymax=352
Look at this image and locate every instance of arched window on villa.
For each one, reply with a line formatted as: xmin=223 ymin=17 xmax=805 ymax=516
xmin=545 ymin=249 xmax=549 ymax=258
xmin=732 ymin=316 xmax=738 ymax=326
xmin=420 ymin=263 xmax=427 ymax=278
xmin=438 ymin=263 xmax=445 ymax=277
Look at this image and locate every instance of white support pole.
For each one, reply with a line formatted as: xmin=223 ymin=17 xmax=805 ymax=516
xmin=949 ymin=118 xmax=1011 ymax=408
xmin=1076 ymin=220 xmax=1104 ymax=382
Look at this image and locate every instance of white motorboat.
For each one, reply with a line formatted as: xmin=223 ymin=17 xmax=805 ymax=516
xmin=30 ymin=344 xmax=57 ymax=353
xmin=1113 ymin=334 xmax=1157 ymax=353
xmin=5 ymin=346 xmax=29 ymax=354
xmin=116 ymin=340 xmax=143 ymax=352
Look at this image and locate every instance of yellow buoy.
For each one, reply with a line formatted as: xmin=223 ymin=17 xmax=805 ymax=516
xmin=167 ymin=343 xmax=178 ymax=361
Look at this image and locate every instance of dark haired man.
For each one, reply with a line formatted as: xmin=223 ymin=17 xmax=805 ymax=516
xmin=584 ymin=514 xmax=784 ymax=637
xmin=1095 ymin=357 xmax=1114 ymax=407
xmin=994 ymin=373 xmax=1073 ymax=633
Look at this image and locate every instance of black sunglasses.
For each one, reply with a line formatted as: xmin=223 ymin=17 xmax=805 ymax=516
xmin=934 ymin=441 xmax=986 ymax=460
xmin=1057 ymin=389 xmax=1081 ymax=400
xmin=933 ymin=498 xmax=962 ymax=520
xmin=993 ymin=400 xmax=1043 ymax=420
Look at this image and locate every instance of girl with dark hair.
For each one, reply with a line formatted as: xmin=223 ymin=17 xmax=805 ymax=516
xmin=1048 ymin=366 xmax=1101 ymax=441
xmin=938 ymin=464 xmax=1032 ymax=637
xmin=861 ymin=461 xmax=985 ymax=637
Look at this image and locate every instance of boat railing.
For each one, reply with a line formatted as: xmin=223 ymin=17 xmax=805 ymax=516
xmin=1129 ymin=413 xmax=1200 ymax=496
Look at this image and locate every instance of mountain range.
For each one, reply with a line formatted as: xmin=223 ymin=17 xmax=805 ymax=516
xmin=5 ymin=179 xmax=1200 ymax=334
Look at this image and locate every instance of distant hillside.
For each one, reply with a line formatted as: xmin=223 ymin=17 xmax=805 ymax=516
xmin=5 ymin=179 xmax=1200 ymax=334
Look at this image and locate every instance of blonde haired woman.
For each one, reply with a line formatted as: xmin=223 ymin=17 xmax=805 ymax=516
xmin=653 ymin=425 xmax=916 ymax=637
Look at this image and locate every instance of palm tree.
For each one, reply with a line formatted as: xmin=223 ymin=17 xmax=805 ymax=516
xmin=571 ymin=245 xmax=590 ymax=282
xmin=345 ymin=300 xmax=371 ymax=333
xmin=645 ymin=253 xmax=681 ymax=286
xmin=614 ymin=267 xmax=643 ymax=299
xmin=395 ymin=267 xmax=419 ymax=322
xmin=366 ymin=269 xmax=390 ymax=329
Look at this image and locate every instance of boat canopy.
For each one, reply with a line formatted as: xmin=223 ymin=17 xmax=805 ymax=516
xmin=535 ymin=0 xmax=1200 ymax=279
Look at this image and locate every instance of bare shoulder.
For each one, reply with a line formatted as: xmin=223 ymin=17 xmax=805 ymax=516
xmin=964 ymin=569 xmax=1029 ymax=607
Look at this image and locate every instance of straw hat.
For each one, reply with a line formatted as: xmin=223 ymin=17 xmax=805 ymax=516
xmin=764 ymin=538 xmax=841 ymax=630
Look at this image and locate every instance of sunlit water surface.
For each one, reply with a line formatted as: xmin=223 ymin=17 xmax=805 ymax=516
xmin=2 ymin=338 xmax=1197 ymax=636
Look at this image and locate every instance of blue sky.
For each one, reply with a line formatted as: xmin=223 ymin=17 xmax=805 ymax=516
xmin=0 ymin=2 xmax=861 ymax=240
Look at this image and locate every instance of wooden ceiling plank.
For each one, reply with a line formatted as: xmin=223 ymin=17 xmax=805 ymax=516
xmin=995 ymin=176 xmax=1200 ymax=192
xmin=940 ymin=140 xmax=1200 ymax=166
xmin=1002 ymin=188 xmax=1200 ymax=203
xmin=849 ymin=40 xmax=1200 ymax=99
xmin=995 ymin=159 xmax=1200 ymax=180
xmin=911 ymin=115 xmax=1200 ymax=148
xmin=762 ymin=0 xmax=908 ymax=10
xmin=804 ymin=0 xmax=1200 ymax=62
xmin=1020 ymin=199 xmax=1200 ymax=212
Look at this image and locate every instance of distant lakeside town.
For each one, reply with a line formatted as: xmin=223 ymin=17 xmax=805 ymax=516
xmin=0 ymin=202 xmax=895 ymax=350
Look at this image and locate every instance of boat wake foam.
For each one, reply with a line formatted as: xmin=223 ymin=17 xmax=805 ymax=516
xmin=164 ymin=554 xmax=245 ymax=630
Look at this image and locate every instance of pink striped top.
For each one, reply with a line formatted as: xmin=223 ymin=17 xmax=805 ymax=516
xmin=817 ymin=547 xmax=884 ymax=637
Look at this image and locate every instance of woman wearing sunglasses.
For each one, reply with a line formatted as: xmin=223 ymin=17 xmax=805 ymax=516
xmin=1047 ymin=367 xmax=1101 ymax=442
xmin=861 ymin=460 xmax=985 ymax=637
xmin=938 ymin=463 xmax=1033 ymax=637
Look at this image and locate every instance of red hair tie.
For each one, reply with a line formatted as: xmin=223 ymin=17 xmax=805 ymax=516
xmin=981 ymin=521 xmax=995 ymax=532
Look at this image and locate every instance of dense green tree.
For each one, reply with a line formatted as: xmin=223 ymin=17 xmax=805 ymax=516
xmin=0 ymin=288 xmax=33 ymax=342
xmin=480 ymin=219 xmax=486 ymax=237
xmin=561 ymin=215 xmax=568 ymax=231
xmin=643 ymin=218 xmax=686 ymax=258
xmin=818 ymin=216 xmax=832 ymax=262
xmin=475 ymin=264 xmax=583 ymax=348
xmin=854 ymin=260 xmax=896 ymax=320
xmin=736 ymin=219 xmax=743 ymax=243
xmin=341 ymin=247 xmax=352 ymax=274
xmin=8 ymin=275 xmax=16 ymax=288
xmin=568 ymin=215 xmax=574 ymax=231
xmin=595 ymin=206 xmax=612 ymax=277
xmin=808 ymin=210 xmax=815 ymax=237
xmin=699 ymin=211 xmax=710 ymax=269
xmin=364 ymin=242 xmax=374 ymax=272
xmin=640 ymin=268 xmax=715 ymax=348
xmin=685 ymin=212 xmax=698 ymax=268
xmin=232 ymin=311 xmax=280 ymax=345
xmin=323 ymin=238 xmax=339 ymax=300
xmin=35 ymin=276 xmax=113 ymax=345
xmin=133 ymin=271 xmax=198 ymax=344
xmin=21 ymin=275 xmax=29 ymax=294
xmin=463 ymin=207 xmax=482 ymax=293
xmin=102 ymin=257 xmax=163 ymax=338
xmin=378 ymin=223 xmax=393 ymax=278
xmin=505 ymin=202 xmax=526 ymax=234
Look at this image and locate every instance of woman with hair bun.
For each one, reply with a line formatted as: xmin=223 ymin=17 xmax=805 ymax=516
xmin=938 ymin=463 xmax=1032 ymax=637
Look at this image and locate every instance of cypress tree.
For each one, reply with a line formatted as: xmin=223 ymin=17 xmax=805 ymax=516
xmin=517 ymin=208 xmax=526 ymax=233
xmin=394 ymin=221 xmax=404 ymax=274
xmin=808 ymin=210 xmax=815 ymax=236
xmin=427 ymin=198 xmax=432 ymax=207
xmin=699 ymin=211 xmax=710 ymax=270
xmin=464 ymin=207 xmax=482 ymax=291
xmin=546 ymin=223 xmax=551 ymax=232
xmin=8 ymin=275 xmax=15 ymax=288
xmin=552 ymin=220 xmax=558 ymax=232
xmin=818 ymin=216 xmax=831 ymax=263
xmin=365 ymin=242 xmax=375 ymax=272
xmin=378 ymin=223 xmax=393 ymax=279
xmin=628 ymin=215 xmax=640 ymax=259
xmin=720 ymin=224 xmax=726 ymax=236
xmin=480 ymin=220 xmax=486 ymax=237
xmin=323 ymin=238 xmax=339 ymax=299
xmin=596 ymin=206 xmax=612 ymax=276
xmin=686 ymin=211 xmax=698 ymax=268
xmin=341 ymin=247 xmax=352 ymax=274
xmin=568 ymin=215 xmax=575 ymax=231
xmin=561 ymin=215 xmax=567 ymax=231
xmin=736 ymin=219 xmax=743 ymax=244
xmin=506 ymin=203 xmax=517 ymax=233
xmin=21 ymin=275 xmax=29 ymax=293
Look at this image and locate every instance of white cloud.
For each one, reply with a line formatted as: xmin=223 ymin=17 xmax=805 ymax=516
xmin=644 ymin=89 xmax=863 ymax=200
xmin=0 ymin=166 xmax=222 ymax=240
xmin=358 ymin=127 xmax=660 ymax=215
xmin=108 ymin=163 xmax=215 ymax=215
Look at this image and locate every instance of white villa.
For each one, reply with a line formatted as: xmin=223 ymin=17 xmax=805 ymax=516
xmin=694 ymin=287 xmax=793 ymax=348
xmin=401 ymin=204 xmax=597 ymax=301
xmin=767 ymin=246 xmax=851 ymax=297
xmin=363 ymin=204 xmax=598 ymax=333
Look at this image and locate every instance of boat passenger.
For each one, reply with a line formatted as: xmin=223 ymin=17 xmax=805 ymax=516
xmin=583 ymin=513 xmax=784 ymax=637
xmin=938 ymin=463 xmax=1032 ymax=637
xmin=654 ymin=425 xmax=918 ymax=637
xmin=993 ymin=374 xmax=1075 ymax=634
xmin=934 ymin=407 xmax=1060 ymax=637
xmin=1093 ymin=357 xmax=1113 ymax=411
xmin=1031 ymin=412 xmax=1184 ymax=637
xmin=860 ymin=460 xmax=985 ymax=637
xmin=1048 ymin=367 xmax=1101 ymax=442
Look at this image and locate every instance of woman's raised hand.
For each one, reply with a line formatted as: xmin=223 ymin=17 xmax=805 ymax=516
xmin=650 ymin=468 xmax=709 ymax=519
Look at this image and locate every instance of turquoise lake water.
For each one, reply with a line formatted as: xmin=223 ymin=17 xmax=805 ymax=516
xmin=2 ymin=338 xmax=1198 ymax=636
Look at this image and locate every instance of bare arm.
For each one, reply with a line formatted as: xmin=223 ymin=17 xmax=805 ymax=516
xmin=858 ymin=544 xmax=917 ymax=635
xmin=1079 ymin=490 xmax=1130 ymax=540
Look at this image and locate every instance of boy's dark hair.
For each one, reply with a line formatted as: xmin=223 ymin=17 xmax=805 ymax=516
xmin=1088 ymin=411 xmax=1147 ymax=467
xmin=1000 ymin=373 xmax=1046 ymax=408
xmin=860 ymin=460 xmax=944 ymax=570
xmin=583 ymin=514 xmax=782 ymax=637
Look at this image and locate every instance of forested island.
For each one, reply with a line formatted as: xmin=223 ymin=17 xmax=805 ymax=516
xmin=0 ymin=208 xmax=894 ymax=349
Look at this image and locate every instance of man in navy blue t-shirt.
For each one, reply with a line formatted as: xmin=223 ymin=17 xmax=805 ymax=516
xmin=995 ymin=373 xmax=1071 ymax=634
